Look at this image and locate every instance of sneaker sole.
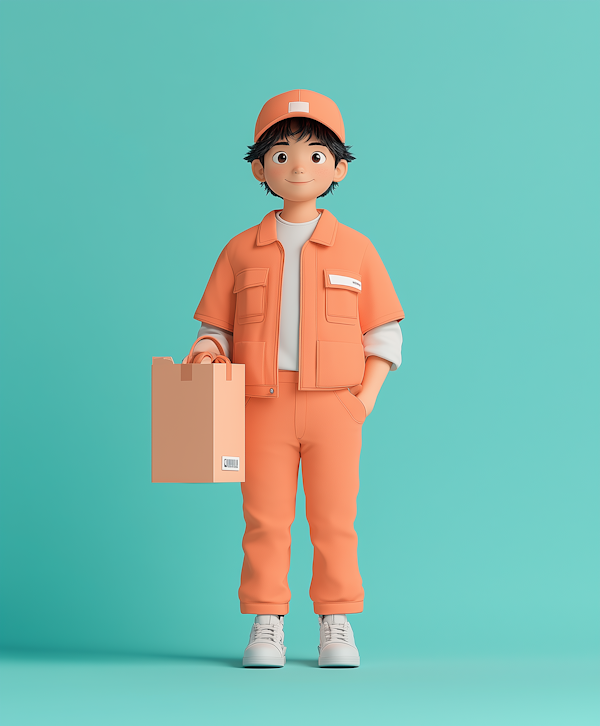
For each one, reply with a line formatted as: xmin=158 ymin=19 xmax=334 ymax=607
xmin=243 ymin=655 xmax=286 ymax=668
xmin=318 ymin=656 xmax=360 ymax=668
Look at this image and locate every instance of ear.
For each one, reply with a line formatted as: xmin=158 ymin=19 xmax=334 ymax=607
xmin=251 ymin=159 xmax=266 ymax=182
xmin=333 ymin=159 xmax=348 ymax=183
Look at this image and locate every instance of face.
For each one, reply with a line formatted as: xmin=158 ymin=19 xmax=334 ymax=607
xmin=251 ymin=120 xmax=348 ymax=201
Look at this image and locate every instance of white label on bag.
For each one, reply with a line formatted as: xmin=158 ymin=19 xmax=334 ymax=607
xmin=222 ymin=456 xmax=240 ymax=471
xmin=328 ymin=274 xmax=361 ymax=291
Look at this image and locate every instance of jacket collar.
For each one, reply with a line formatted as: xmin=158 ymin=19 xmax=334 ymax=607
xmin=256 ymin=208 xmax=338 ymax=247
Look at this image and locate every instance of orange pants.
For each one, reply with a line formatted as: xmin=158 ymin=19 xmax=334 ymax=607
xmin=239 ymin=370 xmax=366 ymax=615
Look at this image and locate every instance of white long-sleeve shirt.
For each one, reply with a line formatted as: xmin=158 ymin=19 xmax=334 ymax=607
xmin=198 ymin=211 xmax=403 ymax=371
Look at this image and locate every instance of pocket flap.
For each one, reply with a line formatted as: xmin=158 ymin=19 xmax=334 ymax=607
xmin=234 ymin=268 xmax=269 ymax=293
xmin=324 ymin=269 xmax=362 ymax=293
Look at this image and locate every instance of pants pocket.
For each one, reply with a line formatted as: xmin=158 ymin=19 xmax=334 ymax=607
xmin=334 ymin=389 xmax=367 ymax=424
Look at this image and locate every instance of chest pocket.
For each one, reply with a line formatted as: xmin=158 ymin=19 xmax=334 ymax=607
xmin=324 ymin=269 xmax=361 ymax=325
xmin=234 ymin=268 xmax=269 ymax=324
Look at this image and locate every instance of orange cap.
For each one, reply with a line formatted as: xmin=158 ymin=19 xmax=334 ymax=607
xmin=254 ymin=89 xmax=345 ymax=143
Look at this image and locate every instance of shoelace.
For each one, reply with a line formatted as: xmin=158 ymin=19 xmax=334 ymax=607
xmin=253 ymin=623 xmax=281 ymax=644
xmin=324 ymin=622 xmax=350 ymax=643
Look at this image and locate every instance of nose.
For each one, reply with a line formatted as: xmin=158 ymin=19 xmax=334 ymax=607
xmin=292 ymin=166 xmax=305 ymax=175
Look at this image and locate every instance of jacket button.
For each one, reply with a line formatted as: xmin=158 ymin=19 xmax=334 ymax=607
xmin=269 ymin=388 xmax=274 ymax=394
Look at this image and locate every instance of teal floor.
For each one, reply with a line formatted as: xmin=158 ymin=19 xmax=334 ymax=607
xmin=1 ymin=650 xmax=599 ymax=726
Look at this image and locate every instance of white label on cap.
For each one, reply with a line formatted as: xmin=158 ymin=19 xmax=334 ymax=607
xmin=328 ymin=274 xmax=362 ymax=291
xmin=289 ymin=101 xmax=309 ymax=113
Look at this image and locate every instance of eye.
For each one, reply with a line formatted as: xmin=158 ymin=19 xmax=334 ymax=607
xmin=311 ymin=151 xmax=327 ymax=165
xmin=272 ymin=151 xmax=288 ymax=164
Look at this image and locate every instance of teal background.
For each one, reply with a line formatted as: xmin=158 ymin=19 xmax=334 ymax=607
xmin=1 ymin=1 xmax=599 ymax=724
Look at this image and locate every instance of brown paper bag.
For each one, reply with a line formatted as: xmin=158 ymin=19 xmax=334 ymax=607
xmin=152 ymin=338 xmax=245 ymax=483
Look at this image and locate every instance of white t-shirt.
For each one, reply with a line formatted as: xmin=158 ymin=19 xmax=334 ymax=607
xmin=276 ymin=211 xmax=320 ymax=370
xmin=198 ymin=211 xmax=403 ymax=371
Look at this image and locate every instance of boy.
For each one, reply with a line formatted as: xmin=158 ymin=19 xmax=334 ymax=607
xmin=192 ymin=90 xmax=404 ymax=667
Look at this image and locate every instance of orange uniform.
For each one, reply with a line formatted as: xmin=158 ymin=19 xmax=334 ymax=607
xmin=194 ymin=208 xmax=404 ymax=615
xmin=194 ymin=208 xmax=404 ymax=397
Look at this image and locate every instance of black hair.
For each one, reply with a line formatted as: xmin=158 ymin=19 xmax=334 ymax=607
xmin=244 ymin=117 xmax=355 ymax=198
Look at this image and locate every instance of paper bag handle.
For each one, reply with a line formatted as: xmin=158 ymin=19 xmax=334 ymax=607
xmin=213 ymin=354 xmax=233 ymax=381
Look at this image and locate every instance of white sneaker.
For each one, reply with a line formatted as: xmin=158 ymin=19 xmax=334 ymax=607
xmin=318 ymin=614 xmax=360 ymax=667
xmin=243 ymin=615 xmax=286 ymax=667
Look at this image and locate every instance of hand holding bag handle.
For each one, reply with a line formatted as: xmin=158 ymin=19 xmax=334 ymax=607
xmin=191 ymin=352 xmax=233 ymax=380
xmin=182 ymin=335 xmax=226 ymax=364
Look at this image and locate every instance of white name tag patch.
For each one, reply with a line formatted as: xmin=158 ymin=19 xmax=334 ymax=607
xmin=328 ymin=274 xmax=362 ymax=291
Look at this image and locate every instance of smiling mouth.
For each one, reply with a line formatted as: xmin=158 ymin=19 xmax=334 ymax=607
xmin=285 ymin=179 xmax=314 ymax=184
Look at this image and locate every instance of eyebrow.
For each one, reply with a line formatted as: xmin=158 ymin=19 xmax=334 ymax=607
xmin=271 ymin=140 xmax=327 ymax=148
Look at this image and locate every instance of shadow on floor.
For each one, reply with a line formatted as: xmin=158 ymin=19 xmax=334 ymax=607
xmin=0 ymin=649 xmax=319 ymax=668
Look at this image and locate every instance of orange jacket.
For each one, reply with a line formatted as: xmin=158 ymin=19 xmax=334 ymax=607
xmin=194 ymin=209 xmax=405 ymax=397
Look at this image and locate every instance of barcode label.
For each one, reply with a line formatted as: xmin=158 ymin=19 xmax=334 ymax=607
xmin=222 ymin=456 xmax=240 ymax=471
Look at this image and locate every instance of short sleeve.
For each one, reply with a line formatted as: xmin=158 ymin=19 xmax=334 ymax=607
xmin=358 ymin=240 xmax=405 ymax=334
xmin=193 ymin=245 xmax=236 ymax=332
